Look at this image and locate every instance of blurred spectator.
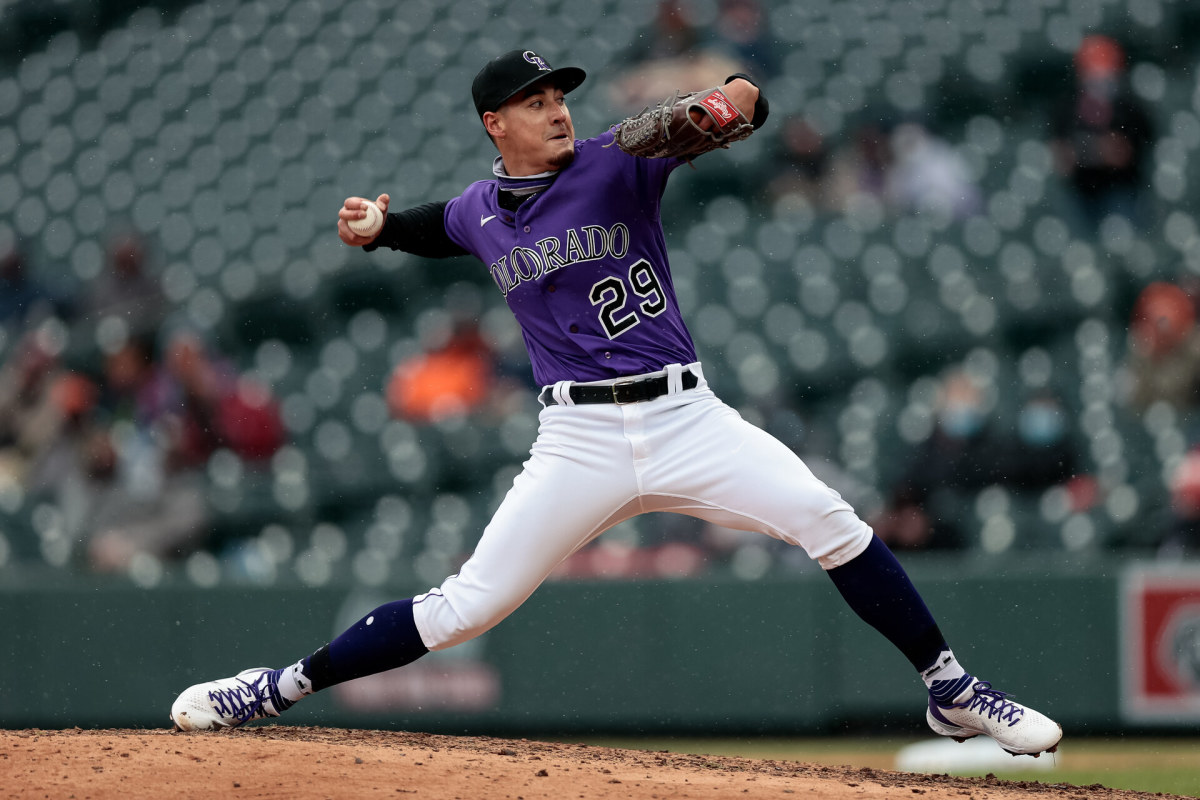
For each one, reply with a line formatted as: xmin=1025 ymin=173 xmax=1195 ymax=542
xmin=764 ymin=115 xmax=831 ymax=208
xmin=885 ymin=122 xmax=983 ymax=220
xmin=999 ymin=391 xmax=1082 ymax=491
xmin=387 ymin=324 xmax=496 ymax=423
xmin=700 ymin=0 xmax=780 ymax=80
xmin=1164 ymin=448 xmax=1200 ymax=557
xmin=609 ymin=54 xmax=742 ymax=114
xmin=823 ymin=118 xmax=982 ymax=219
xmin=81 ymin=335 xmax=203 ymax=571
xmin=824 ymin=121 xmax=894 ymax=214
xmin=1049 ymin=35 xmax=1156 ymax=233
xmin=155 ymin=330 xmax=286 ymax=464
xmin=624 ymin=0 xmax=699 ymax=63
xmin=609 ymin=0 xmax=747 ymax=111
xmin=0 ymin=245 xmax=69 ymax=332
xmin=0 ymin=333 xmax=95 ymax=494
xmin=75 ymin=330 xmax=283 ymax=571
xmin=80 ymin=232 xmax=169 ymax=338
xmin=871 ymin=369 xmax=1005 ymax=550
xmin=1121 ymin=280 xmax=1200 ymax=414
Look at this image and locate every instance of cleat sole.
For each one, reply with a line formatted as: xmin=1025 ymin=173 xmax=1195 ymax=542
xmin=1002 ymin=743 xmax=1059 ymax=757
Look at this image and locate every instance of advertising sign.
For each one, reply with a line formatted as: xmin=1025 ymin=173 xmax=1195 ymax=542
xmin=1121 ymin=566 xmax=1200 ymax=723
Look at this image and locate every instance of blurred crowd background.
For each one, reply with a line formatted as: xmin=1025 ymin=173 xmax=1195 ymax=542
xmin=3 ymin=0 xmax=1200 ymax=591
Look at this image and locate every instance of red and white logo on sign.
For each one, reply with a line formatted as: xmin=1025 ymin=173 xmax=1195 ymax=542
xmin=1122 ymin=567 xmax=1200 ymax=722
xmin=700 ymin=90 xmax=738 ymax=129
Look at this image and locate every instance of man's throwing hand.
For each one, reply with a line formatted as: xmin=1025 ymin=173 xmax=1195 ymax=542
xmin=338 ymin=194 xmax=390 ymax=246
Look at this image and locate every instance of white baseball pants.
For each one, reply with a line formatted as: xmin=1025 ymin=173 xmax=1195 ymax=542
xmin=412 ymin=363 xmax=873 ymax=650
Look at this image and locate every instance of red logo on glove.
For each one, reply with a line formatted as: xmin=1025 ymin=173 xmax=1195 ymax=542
xmin=700 ymin=90 xmax=739 ymax=129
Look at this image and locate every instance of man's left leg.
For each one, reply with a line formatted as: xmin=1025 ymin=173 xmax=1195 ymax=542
xmin=827 ymin=535 xmax=1062 ymax=755
xmin=639 ymin=383 xmax=1061 ymax=755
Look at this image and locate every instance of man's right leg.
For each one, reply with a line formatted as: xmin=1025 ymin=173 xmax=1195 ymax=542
xmin=170 ymin=403 xmax=642 ymax=730
xmin=169 ymin=597 xmax=429 ymax=730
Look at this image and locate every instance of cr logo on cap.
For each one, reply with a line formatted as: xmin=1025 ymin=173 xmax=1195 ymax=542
xmin=523 ymin=50 xmax=550 ymax=71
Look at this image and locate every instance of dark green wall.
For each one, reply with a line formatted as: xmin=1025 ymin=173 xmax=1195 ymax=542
xmin=0 ymin=556 xmax=1126 ymax=734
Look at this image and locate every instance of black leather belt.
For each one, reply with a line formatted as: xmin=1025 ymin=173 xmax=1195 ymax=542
xmin=541 ymin=371 xmax=699 ymax=405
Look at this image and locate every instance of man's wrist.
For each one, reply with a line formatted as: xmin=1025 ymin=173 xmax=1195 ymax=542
xmin=724 ymin=73 xmax=769 ymax=129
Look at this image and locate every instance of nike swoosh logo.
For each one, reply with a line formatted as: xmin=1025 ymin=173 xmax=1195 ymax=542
xmin=480 ymin=214 xmax=497 ymax=227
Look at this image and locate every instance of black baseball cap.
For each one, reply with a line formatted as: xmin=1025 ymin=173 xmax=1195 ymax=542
xmin=471 ymin=49 xmax=586 ymax=118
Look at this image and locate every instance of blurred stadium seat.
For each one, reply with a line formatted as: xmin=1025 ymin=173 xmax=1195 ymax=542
xmin=2 ymin=0 xmax=1199 ymax=584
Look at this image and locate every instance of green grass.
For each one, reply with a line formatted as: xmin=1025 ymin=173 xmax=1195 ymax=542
xmin=572 ymin=737 xmax=1200 ymax=798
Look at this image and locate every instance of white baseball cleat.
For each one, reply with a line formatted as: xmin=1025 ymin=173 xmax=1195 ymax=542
xmin=926 ymin=680 xmax=1062 ymax=756
xmin=170 ymin=667 xmax=292 ymax=731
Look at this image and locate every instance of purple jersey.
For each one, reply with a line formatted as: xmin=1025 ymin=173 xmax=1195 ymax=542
xmin=443 ymin=129 xmax=696 ymax=386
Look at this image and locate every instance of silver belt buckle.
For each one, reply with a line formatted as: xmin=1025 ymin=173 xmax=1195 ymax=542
xmin=611 ymin=379 xmax=637 ymax=404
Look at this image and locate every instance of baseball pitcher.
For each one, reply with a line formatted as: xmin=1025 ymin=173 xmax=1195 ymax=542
xmin=170 ymin=49 xmax=1061 ymax=757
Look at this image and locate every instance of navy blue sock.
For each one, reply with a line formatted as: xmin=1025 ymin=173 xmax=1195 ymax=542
xmin=826 ymin=535 xmax=948 ymax=673
xmin=302 ymin=599 xmax=429 ymax=691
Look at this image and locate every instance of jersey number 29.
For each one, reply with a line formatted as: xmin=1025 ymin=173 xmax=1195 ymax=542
xmin=589 ymin=260 xmax=667 ymax=339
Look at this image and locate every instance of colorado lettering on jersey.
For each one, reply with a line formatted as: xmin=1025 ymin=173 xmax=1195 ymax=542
xmin=489 ymin=222 xmax=631 ymax=296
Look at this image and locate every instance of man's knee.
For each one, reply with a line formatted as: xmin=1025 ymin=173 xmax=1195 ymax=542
xmin=412 ymin=590 xmax=512 ymax=650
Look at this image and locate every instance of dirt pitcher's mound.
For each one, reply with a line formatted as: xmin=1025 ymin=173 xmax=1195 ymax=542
xmin=0 ymin=727 xmax=1185 ymax=800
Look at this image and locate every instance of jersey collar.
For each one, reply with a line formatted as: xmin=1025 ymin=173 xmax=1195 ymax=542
xmin=492 ymin=156 xmax=559 ymax=197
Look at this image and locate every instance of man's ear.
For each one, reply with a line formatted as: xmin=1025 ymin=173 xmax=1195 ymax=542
xmin=483 ymin=110 xmax=505 ymax=140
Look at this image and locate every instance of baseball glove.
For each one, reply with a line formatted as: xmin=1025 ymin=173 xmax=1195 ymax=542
xmin=612 ymin=86 xmax=755 ymax=160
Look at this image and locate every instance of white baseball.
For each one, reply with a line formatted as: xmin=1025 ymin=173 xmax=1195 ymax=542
xmin=348 ymin=202 xmax=384 ymax=238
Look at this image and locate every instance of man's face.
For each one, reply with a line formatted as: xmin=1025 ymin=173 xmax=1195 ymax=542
xmin=487 ymin=80 xmax=575 ymax=175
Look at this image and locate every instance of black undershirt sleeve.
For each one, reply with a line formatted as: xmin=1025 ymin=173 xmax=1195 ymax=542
xmin=363 ymin=200 xmax=469 ymax=259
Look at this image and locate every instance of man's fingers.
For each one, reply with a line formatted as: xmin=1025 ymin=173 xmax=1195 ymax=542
xmin=339 ymin=198 xmax=372 ymax=221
